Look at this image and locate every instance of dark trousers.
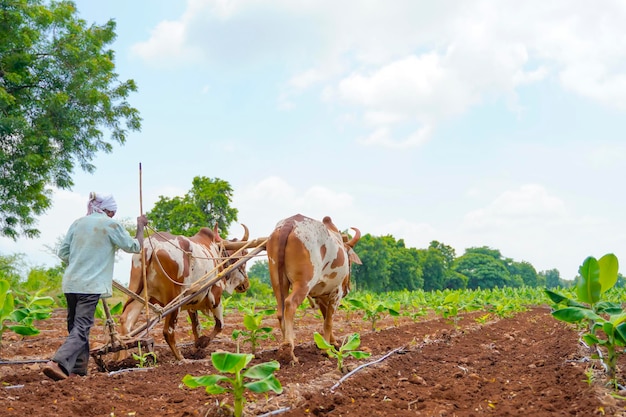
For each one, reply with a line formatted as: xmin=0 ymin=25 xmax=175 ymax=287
xmin=52 ymin=293 xmax=100 ymax=376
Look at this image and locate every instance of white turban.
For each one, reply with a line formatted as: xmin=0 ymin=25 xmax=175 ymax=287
xmin=87 ymin=192 xmax=118 ymax=215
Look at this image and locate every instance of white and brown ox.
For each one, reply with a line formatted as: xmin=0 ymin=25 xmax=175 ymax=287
xmin=118 ymin=225 xmax=250 ymax=361
xmin=266 ymin=214 xmax=361 ymax=363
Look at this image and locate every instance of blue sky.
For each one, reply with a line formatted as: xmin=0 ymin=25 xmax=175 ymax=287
xmin=2 ymin=0 xmax=626 ymax=282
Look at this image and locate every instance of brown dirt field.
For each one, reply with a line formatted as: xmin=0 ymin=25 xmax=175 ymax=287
xmin=2 ymin=305 xmax=626 ymax=416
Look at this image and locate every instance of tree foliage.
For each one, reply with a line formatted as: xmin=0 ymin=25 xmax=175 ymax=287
xmin=453 ymin=250 xmax=511 ymax=290
xmin=0 ymin=0 xmax=141 ymax=239
xmin=147 ymin=176 xmax=238 ymax=237
xmin=248 ymin=260 xmax=270 ymax=286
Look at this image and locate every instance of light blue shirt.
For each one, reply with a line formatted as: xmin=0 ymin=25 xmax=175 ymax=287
xmin=58 ymin=212 xmax=141 ymax=297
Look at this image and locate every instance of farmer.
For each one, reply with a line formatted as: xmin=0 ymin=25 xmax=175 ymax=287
xmin=43 ymin=192 xmax=148 ymax=381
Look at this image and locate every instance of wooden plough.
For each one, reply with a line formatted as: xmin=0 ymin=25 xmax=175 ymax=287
xmin=90 ymin=237 xmax=268 ymax=372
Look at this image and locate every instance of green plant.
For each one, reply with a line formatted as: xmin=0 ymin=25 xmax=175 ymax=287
xmin=545 ymin=254 xmax=623 ymax=389
xmin=474 ymin=313 xmax=492 ymax=324
xmin=314 ymin=332 xmax=371 ymax=373
xmin=132 ymin=341 xmax=157 ymax=368
xmin=435 ymin=292 xmax=462 ymax=327
xmin=345 ymin=294 xmax=400 ymax=331
xmin=95 ymin=300 xmax=123 ymax=322
xmin=584 ymin=367 xmax=595 ymax=386
xmin=232 ymin=308 xmax=275 ymax=354
xmin=1 ymin=280 xmax=54 ymax=347
xmin=182 ymin=351 xmax=282 ymax=417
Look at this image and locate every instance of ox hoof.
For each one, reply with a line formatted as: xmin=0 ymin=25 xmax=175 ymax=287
xmin=195 ymin=336 xmax=212 ymax=349
xmin=277 ymin=344 xmax=297 ymax=366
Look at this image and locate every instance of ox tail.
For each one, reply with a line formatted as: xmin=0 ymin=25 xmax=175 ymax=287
xmin=276 ymin=219 xmax=296 ymax=317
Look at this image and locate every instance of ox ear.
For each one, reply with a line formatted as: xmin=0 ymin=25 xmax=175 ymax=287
xmin=348 ymin=248 xmax=362 ymax=265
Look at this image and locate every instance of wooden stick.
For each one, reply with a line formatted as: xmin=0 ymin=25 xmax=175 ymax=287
xmin=139 ymin=163 xmax=151 ymax=332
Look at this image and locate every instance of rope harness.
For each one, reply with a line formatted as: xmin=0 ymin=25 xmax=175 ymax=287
xmin=142 ymin=225 xmax=261 ymax=288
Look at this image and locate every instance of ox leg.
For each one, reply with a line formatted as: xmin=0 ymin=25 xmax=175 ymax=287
xmin=116 ymin=300 xmax=145 ymax=361
xmin=188 ymin=311 xmax=204 ymax=348
xmin=207 ymin=303 xmax=224 ymax=341
xmin=316 ymin=298 xmax=337 ymax=346
xmin=281 ymin=284 xmax=310 ymax=364
xmin=163 ymin=309 xmax=184 ymax=361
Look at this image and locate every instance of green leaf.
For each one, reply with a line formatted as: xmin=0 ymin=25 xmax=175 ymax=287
xmin=603 ymin=321 xmax=615 ymax=337
xmin=109 ymin=301 xmax=124 ymax=315
xmin=243 ymin=314 xmax=261 ymax=331
xmin=544 ymin=289 xmax=570 ymax=305
xmin=0 ymin=280 xmax=9 ymax=310
xmin=552 ymin=307 xmax=601 ymax=323
xmin=1 ymin=291 xmax=15 ymax=318
xmin=243 ymin=361 xmax=280 ymax=380
xmin=594 ymin=301 xmax=623 ymax=315
xmin=598 ymin=253 xmax=619 ymax=293
xmin=211 ymin=352 xmax=253 ymax=373
xmin=8 ymin=325 xmax=40 ymax=336
xmin=314 ymin=332 xmax=332 ymax=350
xmin=245 ymin=374 xmax=283 ymax=394
xmin=443 ymin=292 xmax=460 ymax=304
xmin=342 ymin=333 xmax=362 ymax=351
xmin=577 ymin=257 xmax=601 ymax=304
xmin=583 ymin=334 xmax=600 ymax=345
xmin=346 ymin=299 xmax=365 ymax=309
xmin=347 ymin=351 xmax=371 ymax=359
xmin=614 ymin=323 xmax=626 ymax=345
xmin=182 ymin=374 xmax=230 ymax=389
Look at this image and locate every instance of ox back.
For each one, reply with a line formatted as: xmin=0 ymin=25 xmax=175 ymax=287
xmin=267 ymin=213 xmax=361 ymax=364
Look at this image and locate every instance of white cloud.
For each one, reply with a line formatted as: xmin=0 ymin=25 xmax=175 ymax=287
xmin=131 ymin=0 xmax=626 ymax=145
xmin=463 ymin=184 xmax=567 ymax=232
xmin=131 ymin=20 xmax=200 ymax=67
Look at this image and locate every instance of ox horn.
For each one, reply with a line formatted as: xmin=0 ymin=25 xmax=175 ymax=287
xmin=241 ymin=223 xmax=249 ymax=242
xmin=346 ymin=227 xmax=361 ymax=248
xmin=213 ymin=222 xmax=222 ymax=242
xmin=222 ymin=237 xmax=268 ymax=251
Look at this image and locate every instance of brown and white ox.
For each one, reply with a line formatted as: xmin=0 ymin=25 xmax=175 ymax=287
xmin=266 ymin=214 xmax=361 ymax=364
xmin=118 ymin=225 xmax=250 ymax=361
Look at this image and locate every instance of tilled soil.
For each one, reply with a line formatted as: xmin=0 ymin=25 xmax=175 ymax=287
xmin=1 ymin=306 xmax=626 ymax=416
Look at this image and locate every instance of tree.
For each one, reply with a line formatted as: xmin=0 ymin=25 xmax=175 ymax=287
xmin=248 ymin=260 xmax=270 ymax=286
xmin=351 ymin=234 xmax=391 ymax=292
xmin=453 ymin=251 xmax=511 ymax=290
xmin=386 ymin=241 xmax=423 ymax=291
xmin=0 ymin=253 xmax=25 ymax=287
xmin=147 ymin=176 xmax=238 ymax=236
xmin=1 ymin=0 xmax=141 ymax=239
xmin=540 ymin=268 xmax=561 ymax=289
xmin=419 ymin=248 xmax=446 ymax=291
xmin=428 ymin=241 xmax=456 ymax=269
xmin=506 ymin=260 xmax=538 ymax=287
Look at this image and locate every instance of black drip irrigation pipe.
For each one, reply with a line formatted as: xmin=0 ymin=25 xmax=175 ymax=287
xmin=0 ymin=359 xmax=49 ymax=365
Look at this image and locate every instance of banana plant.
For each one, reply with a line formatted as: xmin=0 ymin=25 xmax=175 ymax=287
xmin=1 ymin=280 xmax=54 ymax=348
xmin=232 ymin=308 xmax=275 ymax=354
xmin=182 ymin=351 xmax=282 ymax=417
xmin=545 ymin=254 xmax=623 ymax=388
xmin=314 ymin=332 xmax=371 ymax=373
xmin=345 ymin=294 xmax=400 ymax=331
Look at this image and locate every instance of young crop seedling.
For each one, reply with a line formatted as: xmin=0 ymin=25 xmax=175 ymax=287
xmin=132 ymin=341 xmax=157 ymax=368
xmin=345 ymin=294 xmax=400 ymax=331
xmin=232 ymin=308 xmax=275 ymax=354
xmin=545 ymin=253 xmax=623 ymax=389
xmin=435 ymin=292 xmax=462 ymax=328
xmin=182 ymin=351 xmax=282 ymax=417
xmin=314 ymin=332 xmax=371 ymax=373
